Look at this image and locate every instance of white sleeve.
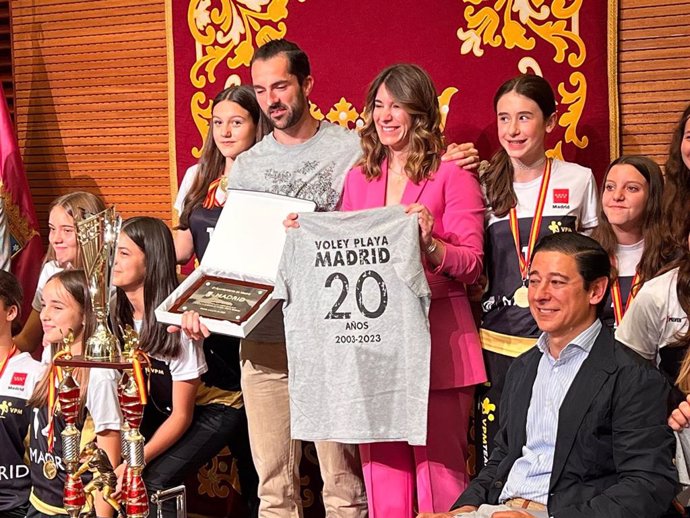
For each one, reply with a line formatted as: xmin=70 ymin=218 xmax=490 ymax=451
xmin=86 ymin=369 xmax=123 ymax=433
xmin=40 ymin=344 xmax=53 ymax=365
xmin=174 ymin=165 xmax=199 ymax=216
xmin=167 ymin=334 xmax=208 ymax=381
xmin=27 ymin=360 xmax=47 ymax=399
xmin=615 ymin=288 xmax=664 ymax=361
xmin=579 ymin=170 xmax=599 ymax=230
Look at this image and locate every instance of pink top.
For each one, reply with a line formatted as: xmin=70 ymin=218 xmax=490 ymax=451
xmin=341 ymin=159 xmax=487 ymax=389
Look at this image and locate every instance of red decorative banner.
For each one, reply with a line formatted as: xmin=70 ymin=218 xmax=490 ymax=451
xmin=169 ymin=0 xmax=618 ymax=192
xmin=167 ymin=1 xmax=618 ymax=515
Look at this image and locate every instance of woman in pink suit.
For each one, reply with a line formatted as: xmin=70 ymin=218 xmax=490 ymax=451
xmin=342 ymin=64 xmax=486 ymax=517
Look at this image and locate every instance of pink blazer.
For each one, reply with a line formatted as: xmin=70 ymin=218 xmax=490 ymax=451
xmin=341 ymin=160 xmax=487 ymax=389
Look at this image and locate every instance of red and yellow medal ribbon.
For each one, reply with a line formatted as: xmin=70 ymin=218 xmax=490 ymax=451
xmin=131 ymin=351 xmax=150 ymax=405
xmin=508 ymin=158 xmax=553 ymax=282
xmin=611 ymin=272 xmax=641 ymax=327
xmin=0 ymin=344 xmax=17 ymax=380
xmin=46 ymin=348 xmax=72 ymax=453
xmin=202 ymin=177 xmax=225 ymax=209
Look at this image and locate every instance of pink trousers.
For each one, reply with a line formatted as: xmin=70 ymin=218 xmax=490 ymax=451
xmin=359 ymin=387 xmax=474 ymax=517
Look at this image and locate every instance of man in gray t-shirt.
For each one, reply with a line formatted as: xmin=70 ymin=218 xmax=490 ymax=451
xmin=275 ymin=206 xmax=432 ymax=446
xmin=226 ymin=40 xmax=368 ymax=518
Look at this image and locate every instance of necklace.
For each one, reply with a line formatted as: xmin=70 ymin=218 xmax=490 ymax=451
xmin=388 ymin=165 xmax=408 ymax=178
xmin=513 ymin=155 xmax=546 ymax=171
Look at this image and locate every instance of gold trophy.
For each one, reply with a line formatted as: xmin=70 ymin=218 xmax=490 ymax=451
xmin=54 ymin=331 xmax=86 ymax=518
xmin=118 ymin=325 xmax=149 ymax=518
xmin=75 ymin=207 xmax=122 ymax=361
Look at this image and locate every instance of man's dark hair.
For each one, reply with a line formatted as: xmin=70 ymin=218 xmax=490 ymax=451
xmin=532 ymin=232 xmax=611 ymax=316
xmin=251 ymin=39 xmax=311 ymax=85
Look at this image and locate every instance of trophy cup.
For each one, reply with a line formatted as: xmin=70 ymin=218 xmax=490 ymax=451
xmin=54 ymin=332 xmax=86 ymax=518
xmin=75 ymin=207 xmax=122 ymax=361
xmin=50 ymin=208 xmax=155 ymax=517
xmin=118 ymin=325 xmax=149 ymax=518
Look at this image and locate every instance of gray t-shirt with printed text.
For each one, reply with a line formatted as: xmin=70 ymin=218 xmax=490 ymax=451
xmin=228 ymin=122 xmax=362 ymax=342
xmin=274 ymin=206 xmax=432 ymax=445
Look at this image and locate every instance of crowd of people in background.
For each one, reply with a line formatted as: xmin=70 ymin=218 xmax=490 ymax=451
xmin=0 ymin=38 xmax=688 ymax=518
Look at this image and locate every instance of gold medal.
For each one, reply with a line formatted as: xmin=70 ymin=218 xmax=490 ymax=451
xmin=513 ymin=285 xmax=529 ymax=309
xmin=43 ymin=459 xmax=57 ymax=480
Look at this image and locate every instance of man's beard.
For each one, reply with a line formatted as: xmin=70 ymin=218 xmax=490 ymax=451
xmin=266 ymin=95 xmax=307 ymax=130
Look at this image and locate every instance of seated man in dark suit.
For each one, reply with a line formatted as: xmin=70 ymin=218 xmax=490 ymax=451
xmin=419 ymin=232 xmax=678 ymax=518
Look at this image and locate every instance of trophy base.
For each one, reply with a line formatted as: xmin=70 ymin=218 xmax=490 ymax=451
xmin=55 ymin=355 xmax=133 ymax=370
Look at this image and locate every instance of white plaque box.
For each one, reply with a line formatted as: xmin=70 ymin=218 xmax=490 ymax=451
xmin=156 ymin=189 xmax=316 ymax=337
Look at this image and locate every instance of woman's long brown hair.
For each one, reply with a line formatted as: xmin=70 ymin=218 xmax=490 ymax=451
xmin=358 ymin=64 xmax=444 ymax=183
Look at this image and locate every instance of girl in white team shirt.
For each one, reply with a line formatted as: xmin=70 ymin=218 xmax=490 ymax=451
xmin=475 ymin=74 xmax=599 ymax=469
xmin=111 ymin=217 xmax=257 ymax=517
xmin=0 ymin=271 xmax=43 ymax=518
xmin=617 ymin=105 xmax=690 ymax=379
xmin=591 ymin=156 xmax=664 ymax=330
xmin=15 ymin=192 xmax=106 ymax=355
xmin=27 ymin=270 xmax=121 ymax=518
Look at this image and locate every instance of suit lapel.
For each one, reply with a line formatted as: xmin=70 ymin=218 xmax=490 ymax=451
xmin=510 ymin=351 xmax=541 ymax=453
xmin=400 ymin=175 xmax=429 ymax=205
xmin=374 ymin=160 xmax=429 ymax=206
xmin=549 ymin=327 xmax=616 ymax=488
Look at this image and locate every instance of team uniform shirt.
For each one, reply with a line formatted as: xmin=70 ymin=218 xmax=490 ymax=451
xmin=229 ymin=122 xmax=362 ymax=343
xmin=274 ymin=206 xmax=432 ymax=445
xmin=601 ymin=240 xmax=644 ymax=329
xmin=175 ymin=164 xmax=225 ymax=261
xmin=0 ymin=352 xmax=43 ymax=512
xmin=29 ymin=345 xmax=122 ymax=514
xmin=32 ymin=261 xmax=64 ymax=313
xmin=616 ymin=267 xmax=688 ymax=372
xmin=132 ymin=321 xmax=240 ymax=437
xmin=175 ymin=166 xmax=243 ymax=393
xmin=481 ymin=160 xmax=598 ymax=356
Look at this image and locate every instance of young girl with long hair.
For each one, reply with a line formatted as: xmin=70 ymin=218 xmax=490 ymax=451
xmin=591 ymin=155 xmax=664 ymax=329
xmin=173 ymin=85 xmax=261 ymax=517
xmin=0 ymin=271 xmax=44 ymax=518
xmin=15 ymin=192 xmax=106 ymax=354
xmin=174 ymin=84 xmax=265 ymax=263
xmin=476 ymin=74 xmax=599 ymax=469
xmin=659 ymin=103 xmax=690 ymax=264
xmin=27 ymin=270 xmax=121 ymax=518
xmin=112 ymin=217 xmax=258 ymax=517
xmin=617 ymin=106 xmax=690 ymax=380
